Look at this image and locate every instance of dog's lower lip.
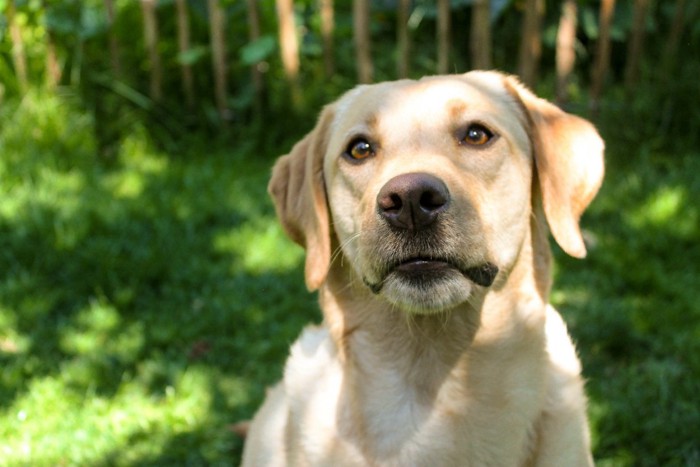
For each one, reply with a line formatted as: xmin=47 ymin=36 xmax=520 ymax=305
xmin=388 ymin=258 xmax=499 ymax=288
xmin=394 ymin=259 xmax=452 ymax=273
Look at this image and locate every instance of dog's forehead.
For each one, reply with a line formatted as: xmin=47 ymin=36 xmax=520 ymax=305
xmin=331 ymin=73 xmax=522 ymax=137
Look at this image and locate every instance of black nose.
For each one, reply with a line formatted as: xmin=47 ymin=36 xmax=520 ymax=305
xmin=377 ymin=173 xmax=450 ymax=231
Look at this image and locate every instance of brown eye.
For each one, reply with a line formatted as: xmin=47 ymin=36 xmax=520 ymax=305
xmin=462 ymin=124 xmax=494 ymax=146
xmin=345 ymin=138 xmax=375 ymax=160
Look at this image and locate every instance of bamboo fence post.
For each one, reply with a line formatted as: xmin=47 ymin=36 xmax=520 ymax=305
xmin=470 ymin=0 xmax=491 ymax=70
xmin=45 ymin=26 xmax=61 ymax=88
xmin=353 ymin=0 xmax=373 ymax=83
xmin=276 ymin=0 xmax=303 ymax=109
xmin=661 ymin=0 xmax=687 ymax=82
xmin=105 ymin=0 xmax=122 ymax=78
xmin=246 ymin=0 xmax=264 ymax=114
xmin=208 ymin=0 xmax=230 ymax=121
xmin=624 ymin=0 xmax=650 ymax=90
xmin=397 ymin=0 xmax=410 ymax=78
xmin=556 ymin=0 xmax=578 ymax=105
xmin=6 ymin=0 xmax=28 ymax=92
xmin=518 ymin=0 xmax=544 ymax=87
xmin=141 ymin=0 xmax=162 ymax=102
xmin=175 ymin=0 xmax=195 ymax=108
xmin=437 ymin=0 xmax=450 ymax=74
xmin=319 ymin=0 xmax=335 ymax=78
xmin=590 ymin=0 xmax=615 ymax=113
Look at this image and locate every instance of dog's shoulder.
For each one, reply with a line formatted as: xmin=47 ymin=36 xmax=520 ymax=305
xmin=284 ymin=325 xmax=337 ymax=383
xmin=536 ymin=305 xmax=594 ymax=466
xmin=283 ymin=324 xmax=344 ymax=416
xmin=544 ymin=305 xmax=582 ymax=376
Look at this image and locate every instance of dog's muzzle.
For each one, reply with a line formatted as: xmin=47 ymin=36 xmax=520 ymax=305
xmin=363 ymin=172 xmax=499 ymax=294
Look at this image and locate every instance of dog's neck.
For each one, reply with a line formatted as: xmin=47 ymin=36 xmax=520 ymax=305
xmin=317 ymin=232 xmax=549 ymax=458
xmin=322 ymin=268 xmax=482 ymax=375
xmin=320 ymin=214 xmax=551 ymax=395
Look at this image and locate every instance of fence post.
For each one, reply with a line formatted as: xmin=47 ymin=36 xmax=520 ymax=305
xmin=661 ymin=0 xmax=688 ymax=82
xmin=470 ymin=0 xmax=491 ymax=69
xmin=519 ymin=0 xmax=544 ymax=87
xmin=590 ymin=0 xmax=615 ymax=113
xmin=6 ymin=0 xmax=28 ymax=93
xmin=208 ymin=0 xmax=230 ymax=122
xmin=276 ymin=0 xmax=303 ymax=109
xmin=556 ymin=0 xmax=577 ymax=105
xmin=176 ymin=0 xmax=195 ymax=108
xmin=105 ymin=0 xmax=122 ymax=78
xmin=437 ymin=0 xmax=451 ymax=74
xmin=246 ymin=0 xmax=264 ymax=115
xmin=353 ymin=0 xmax=373 ymax=83
xmin=141 ymin=0 xmax=162 ymax=102
xmin=319 ymin=0 xmax=335 ymax=78
xmin=397 ymin=0 xmax=410 ymax=78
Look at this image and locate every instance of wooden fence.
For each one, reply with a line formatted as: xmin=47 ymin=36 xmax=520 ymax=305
xmin=1 ymin=0 xmax=694 ymax=118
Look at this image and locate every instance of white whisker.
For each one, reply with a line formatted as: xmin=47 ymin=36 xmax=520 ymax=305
xmin=330 ymin=232 xmax=361 ymax=267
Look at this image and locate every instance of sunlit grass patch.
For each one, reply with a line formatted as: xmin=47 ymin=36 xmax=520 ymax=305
xmin=626 ymin=184 xmax=697 ymax=238
xmin=0 ymin=93 xmax=297 ymax=463
xmin=553 ymin=145 xmax=700 ymax=465
xmin=0 ymin=90 xmax=95 ymax=172
xmin=59 ymin=297 xmax=144 ymax=362
xmin=214 ymin=220 xmax=304 ymax=275
xmin=0 ymin=366 xmax=224 ymax=465
xmin=0 ymin=305 xmax=30 ymax=355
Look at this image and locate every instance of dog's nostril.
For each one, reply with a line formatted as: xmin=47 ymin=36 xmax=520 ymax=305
xmin=377 ymin=173 xmax=450 ymax=231
xmin=378 ymin=193 xmax=403 ymax=212
xmin=420 ymin=189 xmax=447 ymax=210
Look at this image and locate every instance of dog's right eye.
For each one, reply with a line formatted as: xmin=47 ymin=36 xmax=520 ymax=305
xmin=460 ymin=123 xmax=495 ymax=147
xmin=344 ymin=138 xmax=375 ymax=161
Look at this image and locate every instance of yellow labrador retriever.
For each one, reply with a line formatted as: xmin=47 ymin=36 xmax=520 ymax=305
xmin=242 ymin=71 xmax=604 ymax=466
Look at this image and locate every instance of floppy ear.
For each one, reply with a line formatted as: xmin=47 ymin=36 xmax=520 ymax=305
xmin=268 ymin=106 xmax=334 ymax=290
xmin=505 ymin=77 xmax=605 ymax=258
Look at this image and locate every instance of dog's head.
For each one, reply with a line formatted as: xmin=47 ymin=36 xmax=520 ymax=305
xmin=269 ymin=71 xmax=604 ymax=313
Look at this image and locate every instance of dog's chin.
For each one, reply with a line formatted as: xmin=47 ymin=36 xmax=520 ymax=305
xmin=381 ymin=271 xmax=474 ymax=314
xmin=364 ymin=261 xmax=480 ymax=314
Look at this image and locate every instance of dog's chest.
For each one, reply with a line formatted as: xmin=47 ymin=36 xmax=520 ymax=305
xmin=350 ymin=364 xmax=538 ymax=465
xmin=285 ymin=330 xmax=541 ymax=466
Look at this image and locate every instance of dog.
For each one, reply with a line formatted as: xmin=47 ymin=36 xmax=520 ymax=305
xmin=241 ymin=71 xmax=604 ymax=466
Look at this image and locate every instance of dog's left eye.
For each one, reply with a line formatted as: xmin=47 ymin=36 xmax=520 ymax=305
xmin=461 ymin=124 xmax=494 ymax=146
xmin=345 ymin=138 xmax=375 ymax=161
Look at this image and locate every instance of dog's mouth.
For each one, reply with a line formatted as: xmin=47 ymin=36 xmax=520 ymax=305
xmin=363 ymin=257 xmax=498 ymax=294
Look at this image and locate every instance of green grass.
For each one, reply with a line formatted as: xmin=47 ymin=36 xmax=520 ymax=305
xmin=0 ymin=92 xmax=315 ymax=464
xmin=553 ymin=138 xmax=700 ymax=466
xmin=1 ymin=91 xmax=699 ymax=465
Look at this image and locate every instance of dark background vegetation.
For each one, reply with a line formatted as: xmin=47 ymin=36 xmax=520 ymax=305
xmin=0 ymin=0 xmax=699 ymax=465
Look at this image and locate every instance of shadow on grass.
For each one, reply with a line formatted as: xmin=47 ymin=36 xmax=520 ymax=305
xmin=0 ymin=101 xmax=316 ymax=463
xmin=552 ymin=148 xmax=700 ymax=466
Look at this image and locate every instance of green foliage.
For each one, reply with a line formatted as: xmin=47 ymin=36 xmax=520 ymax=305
xmin=240 ymin=35 xmax=276 ymax=66
xmin=2 ymin=0 xmax=697 ymax=152
xmin=0 ymin=92 xmax=316 ymax=464
xmin=552 ymin=133 xmax=700 ymax=465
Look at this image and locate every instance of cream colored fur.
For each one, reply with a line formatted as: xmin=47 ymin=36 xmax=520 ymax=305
xmin=242 ymin=71 xmax=604 ymax=466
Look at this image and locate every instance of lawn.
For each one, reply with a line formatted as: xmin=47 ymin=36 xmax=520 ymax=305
xmin=1 ymin=91 xmax=699 ymax=465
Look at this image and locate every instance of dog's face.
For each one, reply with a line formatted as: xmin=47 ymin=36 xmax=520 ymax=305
xmin=323 ymin=76 xmax=533 ymax=312
xmin=270 ymin=72 xmax=604 ymax=314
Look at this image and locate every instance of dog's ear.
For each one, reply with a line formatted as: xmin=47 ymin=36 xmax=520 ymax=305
xmin=268 ymin=106 xmax=334 ymax=290
xmin=505 ymin=77 xmax=604 ymax=258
